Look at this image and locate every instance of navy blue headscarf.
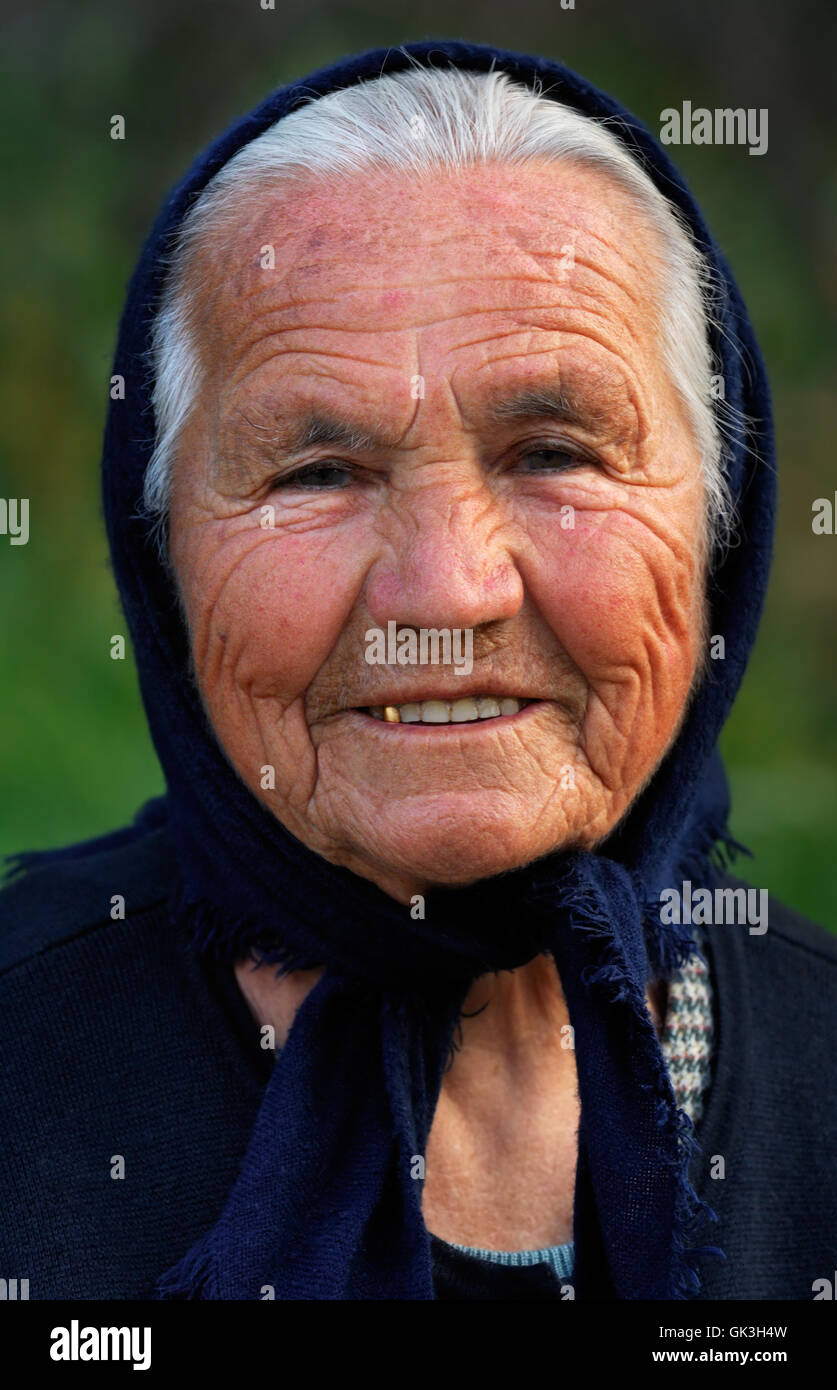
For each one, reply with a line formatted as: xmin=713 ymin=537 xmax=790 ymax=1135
xmin=94 ymin=39 xmax=774 ymax=1300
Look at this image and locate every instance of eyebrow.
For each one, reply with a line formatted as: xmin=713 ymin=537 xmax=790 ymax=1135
xmin=214 ymin=410 xmax=390 ymax=492
xmin=225 ymin=377 xmax=629 ymax=478
xmin=240 ymin=380 xmax=620 ymax=455
xmin=484 ymin=384 xmax=621 ymax=435
xmin=279 ymin=413 xmax=392 ymax=455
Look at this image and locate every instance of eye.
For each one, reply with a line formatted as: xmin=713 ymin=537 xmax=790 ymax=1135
xmin=515 ymin=444 xmax=589 ymax=473
xmin=271 ymin=461 xmax=356 ymax=490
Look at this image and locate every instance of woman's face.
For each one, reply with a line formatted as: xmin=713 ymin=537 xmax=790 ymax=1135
xmin=168 ymin=160 xmax=708 ymax=904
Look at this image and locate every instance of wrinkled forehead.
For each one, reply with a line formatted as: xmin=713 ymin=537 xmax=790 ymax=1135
xmin=174 ymin=160 xmax=677 ymax=446
xmin=186 ymin=159 xmax=666 ymax=338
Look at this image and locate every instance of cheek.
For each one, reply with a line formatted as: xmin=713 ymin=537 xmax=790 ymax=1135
xmin=186 ymin=531 xmax=359 ymax=704
xmin=523 ymin=510 xmax=700 ymax=700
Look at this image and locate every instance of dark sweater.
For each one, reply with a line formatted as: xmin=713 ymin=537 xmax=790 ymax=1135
xmin=1 ymin=823 xmax=835 ymax=1300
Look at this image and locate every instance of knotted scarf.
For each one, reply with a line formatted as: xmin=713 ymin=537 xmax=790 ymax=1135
xmin=90 ymin=39 xmax=774 ymax=1299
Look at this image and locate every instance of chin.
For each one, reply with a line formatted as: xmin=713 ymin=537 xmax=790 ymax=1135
xmin=350 ymin=797 xmax=579 ymax=891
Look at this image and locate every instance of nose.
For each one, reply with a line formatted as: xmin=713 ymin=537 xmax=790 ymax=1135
xmin=364 ymin=475 xmax=524 ymax=632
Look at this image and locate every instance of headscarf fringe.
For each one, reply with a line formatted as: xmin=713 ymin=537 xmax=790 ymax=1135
xmin=643 ymin=818 xmax=751 ymax=979
xmin=154 ymin=1246 xmax=220 ymax=1300
xmin=173 ymin=883 xmax=324 ymax=977
xmin=554 ymin=867 xmax=723 ymax=1299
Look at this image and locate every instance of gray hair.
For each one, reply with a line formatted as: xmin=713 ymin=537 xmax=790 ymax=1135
xmin=145 ymin=64 xmax=739 ymax=555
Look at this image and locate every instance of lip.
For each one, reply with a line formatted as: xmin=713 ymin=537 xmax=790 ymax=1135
xmin=340 ymin=699 xmax=548 ymax=733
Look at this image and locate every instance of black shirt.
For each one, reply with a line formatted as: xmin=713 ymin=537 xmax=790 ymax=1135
xmin=1 ymin=823 xmax=835 ymax=1299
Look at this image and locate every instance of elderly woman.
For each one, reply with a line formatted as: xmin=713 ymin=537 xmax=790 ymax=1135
xmin=2 ymin=39 xmax=835 ymax=1304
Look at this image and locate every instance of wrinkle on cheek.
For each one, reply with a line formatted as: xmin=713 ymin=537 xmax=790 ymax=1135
xmin=532 ymin=507 xmax=696 ymax=640
xmin=178 ymin=531 xmax=354 ymax=816
xmin=579 ymin=695 xmax=631 ymax=798
xmin=524 ymin=513 xmax=699 ymax=796
xmin=178 ymin=531 xmax=361 ymax=774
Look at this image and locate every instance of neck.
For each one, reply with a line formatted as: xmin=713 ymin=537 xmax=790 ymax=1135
xmin=233 ymin=952 xmax=667 ymax=1250
xmin=421 ymin=955 xmax=666 ymax=1249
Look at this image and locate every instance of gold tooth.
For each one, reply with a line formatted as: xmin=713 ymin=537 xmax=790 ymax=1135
xmin=382 ymin=705 xmax=402 ymax=723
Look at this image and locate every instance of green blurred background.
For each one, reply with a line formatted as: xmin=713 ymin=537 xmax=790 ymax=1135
xmin=2 ymin=0 xmax=835 ymax=926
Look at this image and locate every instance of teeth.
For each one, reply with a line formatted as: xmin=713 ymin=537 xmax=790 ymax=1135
xmin=367 ymin=697 xmax=527 ymax=724
xmin=421 ymin=700 xmax=450 ymax=723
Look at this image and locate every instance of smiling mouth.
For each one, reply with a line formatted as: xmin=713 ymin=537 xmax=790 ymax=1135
xmin=360 ymin=696 xmax=536 ymax=725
